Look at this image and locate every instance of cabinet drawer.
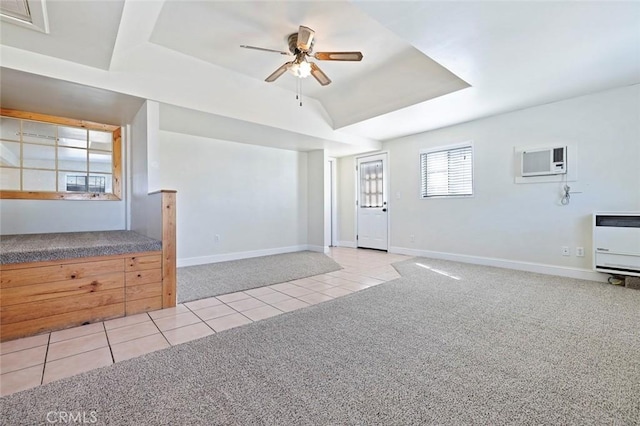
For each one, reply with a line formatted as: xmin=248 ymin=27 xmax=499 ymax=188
xmin=1 ymin=288 xmax=125 ymax=324
xmin=1 ymin=272 xmax=124 ymax=307
xmin=1 ymin=303 xmax=124 ymax=342
xmin=125 ymin=254 xmax=162 ymax=272
xmin=125 ymin=269 xmax=162 ymax=286
xmin=1 ymin=259 xmax=125 ymax=288
xmin=126 ymin=296 xmax=162 ymax=316
xmin=126 ymin=282 xmax=162 ymax=301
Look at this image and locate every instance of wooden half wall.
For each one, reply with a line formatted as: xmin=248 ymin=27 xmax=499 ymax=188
xmin=157 ymin=190 xmax=177 ymax=308
xmin=129 ymin=188 xmax=177 ymax=308
xmin=0 ymin=190 xmax=176 ymax=342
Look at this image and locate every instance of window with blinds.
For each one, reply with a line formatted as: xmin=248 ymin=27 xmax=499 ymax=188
xmin=420 ymin=143 xmax=473 ymax=198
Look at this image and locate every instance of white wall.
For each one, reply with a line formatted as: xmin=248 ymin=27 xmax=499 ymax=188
xmin=0 ymin=197 xmax=125 ymax=235
xmin=158 ymin=131 xmax=309 ymax=266
xmin=0 ymin=130 xmax=126 ymax=235
xmin=146 ymin=101 xmax=162 ymax=194
xmin=337 ymin=156 xmax=356 ymax=247
xmin=129 ymin=101 xmax=162 ymax=240
xmin=326 ymin=158 xmax=337 ymax=247
xmin=307 ymin=150 xmax=327 ymax=252
xmin=338 ymin=85 xmax=640 ymax=279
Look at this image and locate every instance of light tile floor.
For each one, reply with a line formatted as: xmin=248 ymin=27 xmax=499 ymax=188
xmin=0 ymin=248 xmax=408 ymax=397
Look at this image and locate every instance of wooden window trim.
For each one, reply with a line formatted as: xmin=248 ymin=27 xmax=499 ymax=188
xmin=0 ymin=109 xmax=122 ymax=201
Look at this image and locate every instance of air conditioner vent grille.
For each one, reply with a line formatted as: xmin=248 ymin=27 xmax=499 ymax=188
xmin=0 ymin=0 xmax=32 ymax=23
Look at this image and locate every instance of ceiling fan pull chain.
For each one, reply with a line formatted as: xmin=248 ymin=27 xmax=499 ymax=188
xmin=295 ymin=78 xmax=302 ymax=107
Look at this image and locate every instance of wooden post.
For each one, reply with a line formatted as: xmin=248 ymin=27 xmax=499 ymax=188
xmin=161 ymin=190 xmax=177 ymax=308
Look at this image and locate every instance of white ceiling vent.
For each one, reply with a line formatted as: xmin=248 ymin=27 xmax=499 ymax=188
xmin=0 ymin=0 xmax=31 ymax=22
xmin=0 ymin=0 xmax=48 ymax=33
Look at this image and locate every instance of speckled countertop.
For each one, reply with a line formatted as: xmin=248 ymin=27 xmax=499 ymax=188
xmin=0 ymin=231 xmax=162 ymax=265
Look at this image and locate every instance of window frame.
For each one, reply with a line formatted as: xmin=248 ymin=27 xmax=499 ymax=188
xmin=420 ymin=141 xmax=474 ymax=199
xmin=359 ymin=158 xmax=385 ymax=208
xmin=0 ymin=108 xmax=122 ymax=201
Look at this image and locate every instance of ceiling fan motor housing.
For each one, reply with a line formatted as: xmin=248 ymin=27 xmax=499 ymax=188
xmin=288 ymin=33 xmax=313 ymax=54
xmin=242 ymin=25 xmax=361 ymax=86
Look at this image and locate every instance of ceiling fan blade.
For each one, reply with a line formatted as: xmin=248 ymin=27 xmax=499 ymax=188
xmin=297 ymin=26 xmax=315 ymax=51
xmin=240 ymin=45 xmax=290 ymax=55
xmin=310 ymin=62 xmax=331 ymax=86
xmin=314 ymin=51 xmax=363 ymax=61
xmin=265 ymin=62 xmax=292 ymax=82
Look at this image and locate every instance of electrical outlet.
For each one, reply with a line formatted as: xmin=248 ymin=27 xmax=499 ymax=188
xmin=410 ymin=234 xmax=415 ymax=242
xmin=214 ymin=234 xmax=220 ymax=243
xmin=576 ymin=247 xmax=584 ymax=257
xmin=562 ymin=246 xmax=570 ymax=256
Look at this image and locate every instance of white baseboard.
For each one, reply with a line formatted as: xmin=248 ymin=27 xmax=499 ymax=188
xmin=389 ymin=246 xmax=609 ymax=282
xmin=308 ymin=245 xmax=330 ymax=254
xmin=178 ymin=245 xmax=311 ymax=268
xmin=337 ymin=240 xmax=357 ymax=248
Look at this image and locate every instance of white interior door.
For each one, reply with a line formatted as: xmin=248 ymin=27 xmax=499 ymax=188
xmin=357 ymin=153 xmax=388 ymax=251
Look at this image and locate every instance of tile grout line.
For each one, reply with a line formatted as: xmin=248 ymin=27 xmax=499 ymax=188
xmin=180 ymin=304 xmax=218 ymax=334
xmin=209 ymin=301 xmax=254 ymax=324
xmin=243 ymin=288 xmax=307 ymax=313
xmin=152 ymin=308 xmax=223 ymax=337
xmin=40 ymin=333 xmax=51 ymax=385
xmin=144 ymin=313 xmax=171 ymax=347
xmin=102 ymin=321 xmax=115 ymax=365
xmin=39 ymin=329 xmax=116 ymax=367
xmin=106 ymin=313 xmax=159 ymax=348
xmin=188 ymin=295 xmax=283 ymax=326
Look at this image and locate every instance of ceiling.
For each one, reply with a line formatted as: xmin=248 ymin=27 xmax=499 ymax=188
xmin=1 ymin=1 xmax=639 ymax=157
xmin=149 ymin=1 xmax=469 ymax=129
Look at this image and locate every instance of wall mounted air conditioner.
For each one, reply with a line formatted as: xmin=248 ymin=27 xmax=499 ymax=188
xmin=521 ymin=146 xmax=567 ymax=177
xmin=593 ymin=212 xmax=640 ymax=277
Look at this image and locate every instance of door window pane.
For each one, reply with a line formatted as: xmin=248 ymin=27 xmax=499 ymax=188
xmin=360 ymin=160 xmax=384 ymax=208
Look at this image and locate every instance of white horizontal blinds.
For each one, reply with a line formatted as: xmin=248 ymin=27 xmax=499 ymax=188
xmin=360 ymin=159 xmax=384 ymax=208
xmin=421 ymin=145 xmax=473 ymax=197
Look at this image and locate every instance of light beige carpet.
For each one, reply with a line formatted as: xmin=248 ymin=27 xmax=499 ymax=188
xmin=3 ymin=257 xmax=638 ymax=425
xmin=177 ymin=251 xmax=342 ymax=303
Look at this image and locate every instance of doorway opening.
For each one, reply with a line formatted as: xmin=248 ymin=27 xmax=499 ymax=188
xmin=356 ymin=153 xmax=388 ymax=251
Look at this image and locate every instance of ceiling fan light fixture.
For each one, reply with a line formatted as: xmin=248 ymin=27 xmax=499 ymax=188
xmin=243 ymin=25 xmax=362 ymax=87
xmin=289 ymin=60 xmax=312 ymax=78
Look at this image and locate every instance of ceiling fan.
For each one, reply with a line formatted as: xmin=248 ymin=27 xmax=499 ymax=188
xmin=241 ymin=25 xmax=363 ymax=86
